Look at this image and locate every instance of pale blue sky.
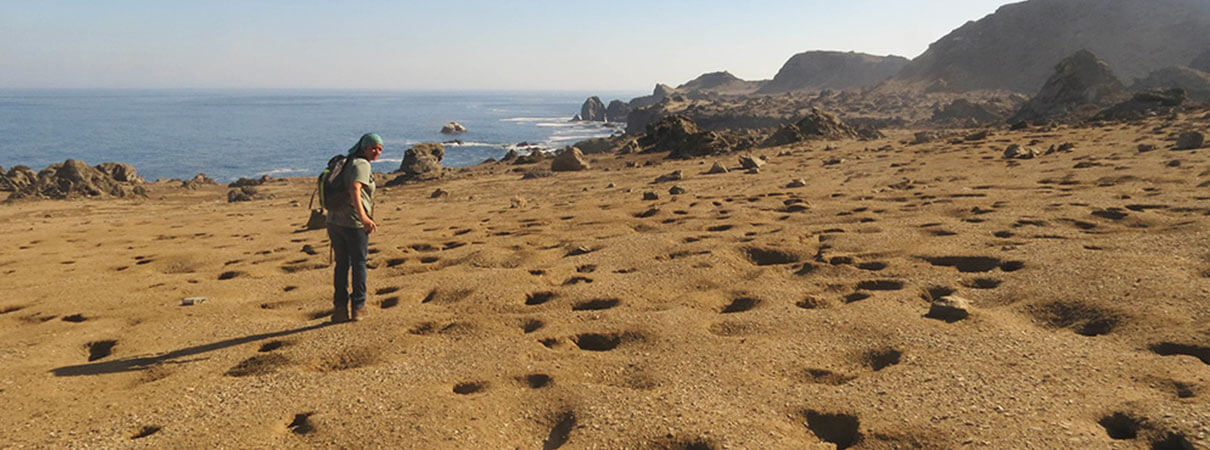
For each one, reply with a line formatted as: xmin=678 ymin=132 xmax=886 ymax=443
xmin=0 ymin=1 xmax=1015 ymax=90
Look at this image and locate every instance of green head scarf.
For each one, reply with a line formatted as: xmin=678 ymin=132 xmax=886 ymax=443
xmin=348 ymin=133 xmax=384 ymax=157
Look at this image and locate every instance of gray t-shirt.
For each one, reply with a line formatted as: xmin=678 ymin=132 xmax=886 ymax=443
xmin=327 ymin=158 xmax=374 ymax=229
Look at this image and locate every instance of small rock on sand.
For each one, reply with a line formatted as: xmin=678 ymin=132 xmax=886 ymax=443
xmin=1175 ymin=131 xmax=1204 ymax=150
xmin=654 ymin=170 xmax=683 ymax=183
xmin=787 ymin=179 xmax=807 ymax=188
xmin=706 ymin=161 xmax=728 ymax=174
xmin=926 ymin=295 xmax=972 ymax=322
xmin=643 ymin=191 xmax=659 ymax=201
xmin=669 ymin=185 xmax=686 ymax=195
xmin=739 ymin=154 xmax=765 ymax=170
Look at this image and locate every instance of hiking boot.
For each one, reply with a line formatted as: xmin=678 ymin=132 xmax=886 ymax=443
xmin=331 ymin=306 xmax=349 ymax=324
xmin=351 ymin=306 xmax=366 ymax=322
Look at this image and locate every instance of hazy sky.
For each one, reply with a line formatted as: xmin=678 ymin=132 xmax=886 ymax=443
xmin=0 ymin=0 xmax=1015 ymax=90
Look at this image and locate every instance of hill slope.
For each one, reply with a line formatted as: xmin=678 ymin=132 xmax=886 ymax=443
xmin=892 ymin=0 xmax=1210 ymax=93
xmin=758 ymin=51 xmax=908 ymax=93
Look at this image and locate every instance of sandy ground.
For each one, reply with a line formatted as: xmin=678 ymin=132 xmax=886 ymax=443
xmin=1 ymin=117 xmax=1209 ymax=449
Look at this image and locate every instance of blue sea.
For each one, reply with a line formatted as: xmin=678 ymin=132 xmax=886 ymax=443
xmin=0 ymin=90 xmax=639 ymax=182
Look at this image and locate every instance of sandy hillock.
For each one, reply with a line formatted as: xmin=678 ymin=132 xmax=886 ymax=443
xmin=891 ymin=0 xmax=1210 ymax=93
xmin=758 ymin=51 xmax=908 ymax=94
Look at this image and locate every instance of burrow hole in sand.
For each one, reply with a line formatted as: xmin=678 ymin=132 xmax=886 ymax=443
xmin=803 ymin=410 xmax=861 ymax=450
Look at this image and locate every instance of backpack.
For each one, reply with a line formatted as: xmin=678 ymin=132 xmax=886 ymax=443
xmin=305 ymin=154 xmax=356 ymax=230
xmin=318 ymin=154 xmax=357 ymax=210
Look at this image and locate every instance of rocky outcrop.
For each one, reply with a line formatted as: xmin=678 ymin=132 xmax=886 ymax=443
xmin=579 ymin=97 xmax=607 ymax=122
xmin=890 ymin=0 xmax=1210 ymax=93
xmin=1010 ymin=50 xmax=1128 ymax=124
xmin=440 ymin=121 xmax=467 ymax=134
xmin=628 ymin=84 xmax=675 ymax=109
xmin=676 ymin=71 xmax=764 ymax=96
xmin=0 ymin=166 xmax=36 ymax=192
xmin=394 ymin=143 xmax=445 ymax=183
xmin=761 ymin=108 xmax=860 ymax=147
xmin=227 ymin=186 xmax=273 ymax=202
xmin=94 ymin=162 xmax=143 ymax=183
xmin=1094 ymin=88 xmax=1187 ymax=121
xmin=930 ymin=98 xmax=1014 ymax=127
xmin=606 ymin=100 xmax=631 ymax=122
xmin=181 ymin=173 xmax=217 ymax=190
xmin=1131 ymin=66 xmax=1210 ymax=101
xmin=758 ymin=51 xmax=908 ymax=93
xmin=638 ymin=115 xmax=730 ymax=159
xmin=1192 ymin=49 xmax=1210 ymax=73
xmin=550 ymin=147 xmax=590 ymax=172
xmin=6 ymin=160 xmax=147 ymax=201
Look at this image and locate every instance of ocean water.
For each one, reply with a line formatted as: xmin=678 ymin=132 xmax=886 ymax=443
xmin=0 ymin=90 xmax=638 ymax=182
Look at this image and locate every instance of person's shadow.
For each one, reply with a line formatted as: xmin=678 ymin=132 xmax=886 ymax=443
xmin=51 ymin=322 xmax=332 ymax=377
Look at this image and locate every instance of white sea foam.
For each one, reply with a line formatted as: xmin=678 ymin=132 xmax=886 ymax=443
xmin=500 ymin=117 xmax=567 ymax=123
xmin=442 ymin=141 xmax=500 ymax=147
xmin=259 ymin=167 xmax=309 ymax=176
xmin=548 ymin=134 xmax=609 ymax=143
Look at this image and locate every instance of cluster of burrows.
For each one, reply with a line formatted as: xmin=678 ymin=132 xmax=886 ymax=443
xmin=1097 ymin=411 xmax=1198 ymax=449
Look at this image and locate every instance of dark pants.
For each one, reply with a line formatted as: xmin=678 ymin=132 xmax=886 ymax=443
xmin=327 ymin=224 xmax=368 ymax=310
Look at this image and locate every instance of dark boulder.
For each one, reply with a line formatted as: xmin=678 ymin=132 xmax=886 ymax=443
xmin=1010 ymin=50 xmax=1128 ymax=123
xmin=761 ymin=108 xmax=860 ymax=147
xmin=606 ymin=100 xmax=631 ymax=122
xmin=1094 ymin=88 xmax=1187 ymax=121
xmin=397 ymin=143 xmax=445 ymax=181
xmin=1131 ymin=66 xmax=1210 ymax=102
xmin=227 ymin=186 xmax=272 ymax=202
xmin=1176 ymin=131 xmax=1205 ymax=150
xmin=637 ymin=115 xmax=730 ymax=159
xmin=181 ymin=173 xmax=217 ymax=190
xmin=579 ymin=96 xmax=607 ymax=122
xmin=550 ymin=147 xmax=590 ymax=172
xmin=931 ymin=98 xmax=1011 ymax=126
xmin=94 ymin=162 xmax=143 ymax=183
xmin=440 ymin=121 xmax=467 ymax=134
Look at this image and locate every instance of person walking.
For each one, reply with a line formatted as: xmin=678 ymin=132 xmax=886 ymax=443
xmin=327 ymin=133 xmax=382 ymax=323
